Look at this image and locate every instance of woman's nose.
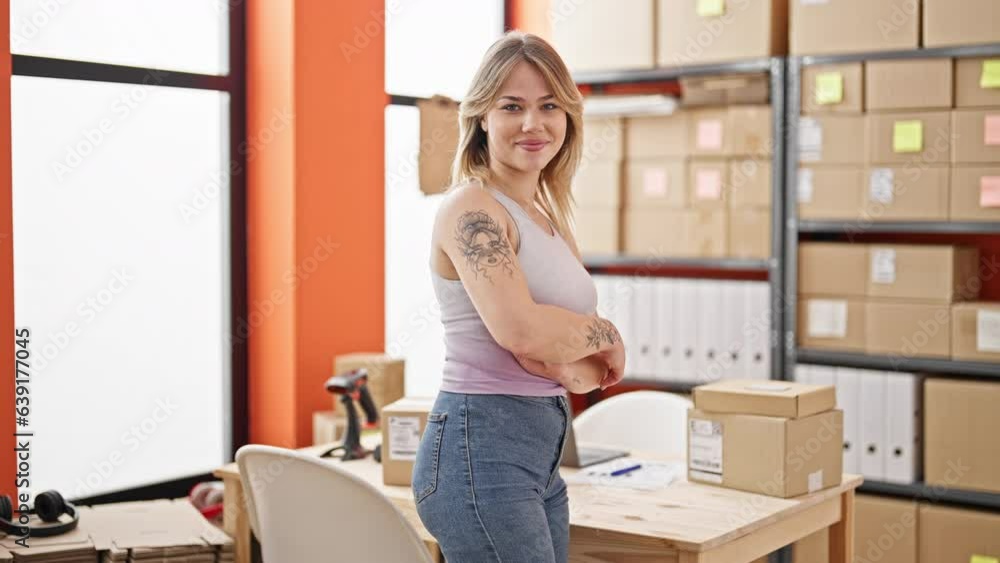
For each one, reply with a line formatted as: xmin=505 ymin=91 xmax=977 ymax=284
xmin=521 ymin=110 xmax=544 ymax=132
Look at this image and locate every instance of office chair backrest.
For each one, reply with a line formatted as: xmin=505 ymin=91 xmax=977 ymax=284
xmin=572 ymin=390 xmax=693 ymax=458
xmin=235 ymin=445 xmax=434 ymax=563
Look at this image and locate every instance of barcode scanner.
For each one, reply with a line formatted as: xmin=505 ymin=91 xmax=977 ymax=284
xmin=0 ymin=490 xmax=79 ymax=538
xmin=320 ymin=368 xmax=379 ymax=461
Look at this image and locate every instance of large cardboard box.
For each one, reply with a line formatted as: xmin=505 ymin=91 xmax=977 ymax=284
xmin=865 ymin=59 xmax=953 ymax=111
xmin=797 ymin=166 xmax=865 ymax=220
xmin=381 ymin=397 xmax=436 ymax=486
xmin=865 ymin=301 xmax=951 ymax=358
xmin=333 ymin=353 xmax=406 ymax=416
xmin=688 ymin=159 xmax=729 ymax=209
xmin=687 ymin=408 xmax=843 ymax=497
xmin=798 ymin=296 xmax=866 ymax=352
xmin=792 ymin=529 xmax=828 ymax=563
xmin=862 ymin=165 xmax=949 ymax=221
xmin=728 ymin=159 xmax=771 ymax=208
xmin=864 ymin=245 xmax=980 ymax=302
xmin=687 ymin=109 xmax=730 ymax=157
xmin=552 ymin=0 xmax=654 ymax=72
xmin=680 ymin=73 xmax=769 ymax=107
xmin=952 ymin=109 xmax=1000 ymax=164
xmin=624 ymin=208 xmax=726 ymax=257
xmin=801 ymin=63 xmax=864 ymax=114
xmin=866 ymin=112 xmax=952 ymax=166
xmin=955 ymin=57 xmax=1000 ymax=108
xmin=920 ymin=505 xmax=1000 ymax=562
xmin=583 ymin=116 xmax=625 ymax=161
xmin=625 ymin=158 xmax=686 ymax=208
xmin=799 ymin=243 xmax=869 ymax=297
xmin=728 ymin=208 xmax=770 ymax=259
xmin=926 ymin=379 xmax=1000 ymax=493
xmin=572 ymin=159 xmax=623 ymax=207
xmin=693 ymin=379 xmax=836 ymax=418
xmin=798 ymin=115 xmax=866 ymax=165
xmin=855 ymin=496 xmax=919 ymax=563
xmin=790 ymin=0 xmax=918 ymax=55
xmin=727 ymin=105 xmax=772 ymax=156
xmin=574 ymin=206 xmax=620 ymax=254
xmin=951 ymin=302 xmax=1000 ymax=362
xmin=656 ymin=0 xmax=787 ymax=66
xmin=950 ymin=165 xmax=1000 ymax=221
xmin=625 ymin=114 xmax=688 ymax=159
xmin=923 ymin=0 xmax=1000 ymax=48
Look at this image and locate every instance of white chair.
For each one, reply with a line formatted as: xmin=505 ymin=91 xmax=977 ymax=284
xmin=572 ymin=390 xmax=692 ymax=458
xmin=235 ymin=445 xmax=434 ymax=563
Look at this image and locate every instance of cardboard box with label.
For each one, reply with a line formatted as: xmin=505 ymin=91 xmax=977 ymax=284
xmin=865 ymin=59 xmax=953 ymax=111
xmin=801 ymin=63 xmax=864 ymax=114
xmin=864 ymin=245 xmax=980 ymax=302
xmin=693 ymin=379 xmax=836 ymax=418
xmin=955 ymin=57 xmax=1000 ymax=108
xmin=790 ymin=0 xmax=918 ymax=56
xmin=625 ymin=113 xmax=688 ymax=159
xmin=798 ymin=296 xmax=867 ymax=352
xmin=797 ymin=166 xmax=865 ymax=219
xmin=797 ymin=115 xmax=866 ymax=165
xmin=951 ymin=302 xmax=1000 ymax=362
xmin=866 ymin=112 xmax=952 ymax=166
xmin=925 ymin=379 xmax=1000 ymax=494
xmin=951 ymin=166 xmax=1000 ymax=221
xmin=552 ymin=0 xmax=655 ymax=72
xmin=688 ymin=159 xmax=729 ymax=209
xmin=688 ymin=109 xmax=730 ymax=157
xmin=920 ymin=504 xmax=1000 ymax=562
xmin=680 ymin=73 xmax=770 ymax=107
xmin=862 ymin=165 xmax=950 ymax=221
xmin=656 ymin=0 xmax=788 ymax=66
xmin=333 ymin=353 xmax=406 ymax=416
xmin=625 ymin=158 xmax=686 ymax=208
xmin=574 ymin=206 xmax=621 ymax=254
xmin=728 ymin=208 xmax=770 ymax=259
xmin=923 ymin=0 xmax=1000 ymax=48
xmin=381 ymin=397 xmax=436 ymax=486
xmin=727 ymin=105 xmax=773 ymax=156
xmin=799 ymin=242 xmax=869 ymax=297
xmin=865 ymin=301 xmax=952 ymax=358
xmin=952 ymin=109 xmax=1000 ymax=164
xmin=728 ymin=159 xmax=771 ymax=208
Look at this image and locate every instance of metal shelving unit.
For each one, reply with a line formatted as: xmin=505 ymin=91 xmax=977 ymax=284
xmin=583 ymin=254 xmax=770 ymax=272
xmin=860 ymin=480 xmax=1000 ymax=512
xmin=797 ymin=349 xmax=1000 ymax=379
xmin=799 ymin=221 xmax=1000 ymax=235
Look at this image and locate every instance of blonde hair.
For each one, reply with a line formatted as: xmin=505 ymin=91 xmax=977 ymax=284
xmin=450 ymin=30 xmax=584 ymax=238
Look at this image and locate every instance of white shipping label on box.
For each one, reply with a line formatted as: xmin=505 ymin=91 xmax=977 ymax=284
xmin=388 ymin=416 xmax=422 ymax=461
xmin=808 ymin=470 xmax=824 ymax=493
xmin=871 ymin=248 xmax=897 ymax=284
xmin=798 ymin=168 xmax=814 ymax=203
xmin=689 ymin=419 xmax=723 ymax=476
xmin=977 ymin=310 xmax=1000 ymax=352
xmin=798 ymin=118 xmax=823 ymax=162
xmin=643 ymin=168 xmax=669 ymax=197
xmin=807 ymin=299 xmax=848 ymax=338
xmin=697 ymin=119 xmax=724 ymax=150
xmin=869 ymin=168 xmax=895 ymax=204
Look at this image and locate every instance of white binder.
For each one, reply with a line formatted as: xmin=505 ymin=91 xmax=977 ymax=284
xmin=674 ymin=279 xmax=700 ymax=383
xmin=720 ymin=281 xmax=747 ymax=379
xmin=696 ymin=281 xmax=724 ymax=384
xmin=885 ymin=372 xmax=922 ymax=484
xmin=835 ymin=367 xmax=862 ymax=476
xmin=743 ymin=282 xmax=771 ymax=379
xmin=859 ymin=370 xmax=887 ymax=481
xmin=633 ymin=278 xmax=658 ymax=379
xmin=654 ymin=279 xmax=679 ymax=382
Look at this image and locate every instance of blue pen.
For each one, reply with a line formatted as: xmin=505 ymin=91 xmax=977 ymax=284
xmin=610 ymin=463 xmax=642 ymax=477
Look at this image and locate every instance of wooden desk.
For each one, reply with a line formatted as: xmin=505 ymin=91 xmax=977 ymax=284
xmin=214 ymin=442 xmax=861 ymax=563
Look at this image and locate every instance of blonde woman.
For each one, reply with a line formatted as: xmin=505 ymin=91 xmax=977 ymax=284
xmin=411 ymin=31 xmax=626 ymax=562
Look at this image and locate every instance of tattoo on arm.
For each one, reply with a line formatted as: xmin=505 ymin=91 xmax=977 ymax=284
xmin=454 ymin=210 xmax=515 ymax=283
xmin=585 ymin=317 xmax=621 ymax=349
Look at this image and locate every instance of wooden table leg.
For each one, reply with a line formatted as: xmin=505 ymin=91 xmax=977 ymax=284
xmin=828 ymin=490 xmax=854 ymax=563
xmin=221 ymin=475 xmax=253 ymax=563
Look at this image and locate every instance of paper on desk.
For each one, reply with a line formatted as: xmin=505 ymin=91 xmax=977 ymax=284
xmin=564 ymin=459 xmax=684 ymax=490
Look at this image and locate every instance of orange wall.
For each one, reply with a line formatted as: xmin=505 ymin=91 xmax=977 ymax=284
xmin=1 ymin=0 xmax=14 ymax=503
xmin=508 ymin=0 xmax=552 ymax=37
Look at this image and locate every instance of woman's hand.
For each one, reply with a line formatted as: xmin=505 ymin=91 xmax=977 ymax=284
xmin=514 ymin=354 xmax=607 ymax=394
xmin=592 ymin=339 xmax=625 ymax=391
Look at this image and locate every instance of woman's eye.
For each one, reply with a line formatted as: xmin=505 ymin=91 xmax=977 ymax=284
xmin=502 ymin=104 xmax=521 ymax=111
xmin=543 ymin=103 xmax=559 ymax=110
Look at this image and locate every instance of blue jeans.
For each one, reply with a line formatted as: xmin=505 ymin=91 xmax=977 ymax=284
xmin=412 ymin=391 xmax=571 ymax=563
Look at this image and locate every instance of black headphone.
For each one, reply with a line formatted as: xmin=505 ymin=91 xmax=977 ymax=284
xmin=0 ymin=491 xmax=79 ymax=538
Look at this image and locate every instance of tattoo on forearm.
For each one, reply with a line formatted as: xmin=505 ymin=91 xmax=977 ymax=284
xmin=585 ymin=317 xmax=621 ymax=349
xmin=454 ymin=210 xmax=514 ymax=283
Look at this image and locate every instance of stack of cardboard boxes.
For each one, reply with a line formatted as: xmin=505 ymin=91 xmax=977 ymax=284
xmin=572 ymin=116 xmax=625 ymax=254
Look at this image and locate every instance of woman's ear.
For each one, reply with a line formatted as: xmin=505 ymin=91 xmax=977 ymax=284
xmin=480 ymin=119 xmax=487 ymax=132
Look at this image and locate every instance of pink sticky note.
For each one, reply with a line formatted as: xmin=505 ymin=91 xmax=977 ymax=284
xmin=984 ymin=114 xmax=1000 ymax=146
xmin=696 ymin=119 xmax=723 ymax=150
xmin=696 ymin=169 xmax=722 ymax=200
xmin=981 ymin=176 xmax=1000 ymax=208
xmin=643 ymin=168 xmax=668 ymax=197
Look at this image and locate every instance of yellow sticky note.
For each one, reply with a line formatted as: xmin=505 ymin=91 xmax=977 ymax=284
xmin=815 ymin=72 xmax=844 ymax=105
xmin=970 ymin=556 xmax=999 ymax=563
xmin=893 ymin=120 xmax=923 ymax=153
xmin=697 ymin=0 xmax=725 ymax=17
xmin=981 ymin=60 xmax=1000 ymax=89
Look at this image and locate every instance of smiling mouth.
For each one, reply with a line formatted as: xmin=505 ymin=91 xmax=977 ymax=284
xmin=517 ymin=141 xmax=549 ymax=151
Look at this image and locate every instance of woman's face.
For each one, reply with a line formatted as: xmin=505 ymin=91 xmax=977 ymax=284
xmin=482 ymin=60 xmax=567 ymax=175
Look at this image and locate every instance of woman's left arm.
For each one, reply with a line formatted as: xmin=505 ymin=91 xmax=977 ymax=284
xmin=515 ymin=353 xmax=609 ymax=394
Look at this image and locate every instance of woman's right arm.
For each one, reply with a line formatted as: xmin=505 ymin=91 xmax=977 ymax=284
xmin=436 ymin=187 xmax=623 ymax=365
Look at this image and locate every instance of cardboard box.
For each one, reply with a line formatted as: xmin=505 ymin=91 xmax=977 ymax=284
xmin=727 ymin=105 xmax=772 ymax=156
xmin=572 ymin=159 xmax=623 ymax=207
xmin=624 ymin=208 xmax=726 ymax=257
xmin=864 ymin=245 xmax=980 ymax=302
xmin=952 ymin=109 xmax=1000 ymax=164
xmin=680 ymin=73 xmax=769 ymax=107
xmin=955 ymin=57 xmax=1000 ymax=108
xmin=855 ymin=496 xmax=919 ymax=563
xmin=790 ymin=0 xmax=918 ymax=55
xmin=799 ymin=243 xmax=869 ymax=297
xmin=687 ymin=408 xmax=843 ymax=497
xmin=625 ymin=114 xmax=688 ymax=159
xmin=693 ymin=379 xmax=836 ymax=418
xmin=798 ymin=296 xmax=867 ymax=352
xmin=801 ymin=63 xmax=864 ymax=114
xmin=866 ymin=112 xmax=952 ymax=166
xmin=552 ymin=0 xmax=654 ymax=72
xmin=797 ymin=166 xmax=865 ymax=220
xmin=313 ymin=410 xmax=346 ymax=445
xmin=920 ymin=505 xmax=1000 ymax=562
xmin=656 ymin=0 xmax=788 ymax=66
xmin=865 ymin=301 xmax=951 ymax=358
xmin=925 ymin=379 xmax=1000 ymax=493
xmin=862 ymin=165 xmax=949 ymax=221
xmin=574 ymin=206 xmax=620 ymax=254
xmin=688 ymin=159 xmax=729 ymax=209
xmin=728 ymin=208 xmax=770 ymax=259
xmin=417 ymin=96 xmax=460 ymax=195
xmin=951 ymin=302 xmax=1000 ymax=363
xmin=688 ymin=109 xmax=729 ymax=157
xmin=382 ymin=397 xmax=436 ymax=486
xmin=625 ymin=158 xmax=685 ymax=208
xmin=333 ymin=353 xmax=406 ymax=415
xmin=950 ymin=165 xmax=1000 ymax=221
xmin=865 ymin=59 xmax=953 ymax=111
xmin=728 ymin=159 xmax=771 ymax=208
xmin=798 ymin=115 xmax=866 ymax=165
xmin=792 ymin=529 xmax=828 ymax=563
xmin=923 ymin=0 xmax=1000 ymax=48
xmin=583 ymin=116 xmax=625 ymax=161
